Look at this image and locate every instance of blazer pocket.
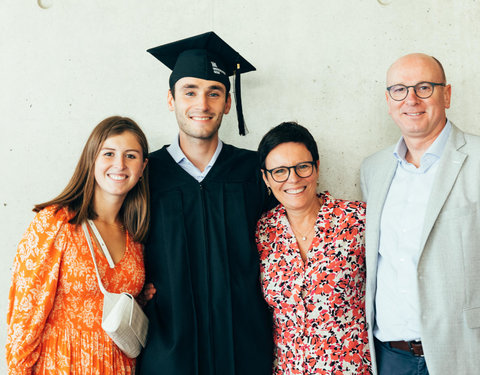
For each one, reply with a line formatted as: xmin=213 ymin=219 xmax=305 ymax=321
xmin=436 ymin=204 xmax=477 ymax=222
xmin=464 ymin=307 xmax=480 ymax=329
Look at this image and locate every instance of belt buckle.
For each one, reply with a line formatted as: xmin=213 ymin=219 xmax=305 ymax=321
xmin=407 ymin=341 xmax=424 ymax=357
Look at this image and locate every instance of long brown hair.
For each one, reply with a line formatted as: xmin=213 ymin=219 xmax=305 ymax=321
xmin=34 ymin=116 xmax=150 ymax=242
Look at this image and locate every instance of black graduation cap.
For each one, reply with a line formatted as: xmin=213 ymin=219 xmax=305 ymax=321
xmin=147 ymin=31 xmax=256 ymax=135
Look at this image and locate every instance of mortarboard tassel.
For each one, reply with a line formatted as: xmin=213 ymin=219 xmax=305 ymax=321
xmin=234 ymin=63 xmax=247 ymax=136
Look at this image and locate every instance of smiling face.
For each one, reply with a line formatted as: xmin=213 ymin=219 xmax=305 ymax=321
xmin=263 ymin=142 xmax=319 ymax=213
xmin=386 ymin=53 xmax=451 ymax=144
xmin=93 ymin=131 xmax=147 ymax=202
xmin=167 ymin=77 xmax=232 ymax=143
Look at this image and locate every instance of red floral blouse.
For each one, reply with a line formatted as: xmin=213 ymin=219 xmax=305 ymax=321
xmin=256 ymin=192 xmax=371 ymax=374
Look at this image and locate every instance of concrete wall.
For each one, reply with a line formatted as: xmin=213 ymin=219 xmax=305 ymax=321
xmin=2 ymin=0 xmax=480 ymax=371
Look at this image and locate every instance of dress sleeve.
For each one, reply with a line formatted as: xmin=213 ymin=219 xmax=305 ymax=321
xmin=6 ymin=207 xmax=67 ymax=374
xmin=255 ymin=214 xmax=273 ymax=262
xmin=255 ymin=218 xmax=266 ymax=258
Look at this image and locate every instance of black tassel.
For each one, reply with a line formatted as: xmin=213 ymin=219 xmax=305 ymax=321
xmin=234 ymin=63 xmax=247 ymax=136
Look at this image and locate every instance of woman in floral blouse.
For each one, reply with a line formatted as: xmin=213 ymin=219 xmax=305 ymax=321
xmin=256 ymin=122 xmax=371 ymax=374
xmin=6 ymin=116 xmax=149 ymax=374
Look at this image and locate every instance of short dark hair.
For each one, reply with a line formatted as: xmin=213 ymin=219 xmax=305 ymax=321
xmin=257 ymin=121 xmax=319 ymax=170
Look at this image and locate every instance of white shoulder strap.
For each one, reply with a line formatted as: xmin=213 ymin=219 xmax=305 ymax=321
xmin=86 ymin=219 xmax=116 ymax=268
xmin=82 ymin=222 xmax=109 ymax=295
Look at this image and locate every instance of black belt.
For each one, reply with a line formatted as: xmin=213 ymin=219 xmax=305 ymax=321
xmin=389 ymin=340 xmax=424 ymax=357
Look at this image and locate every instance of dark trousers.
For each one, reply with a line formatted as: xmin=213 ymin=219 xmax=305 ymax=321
xmin=374 ymin=337 xmax=429 ymax=375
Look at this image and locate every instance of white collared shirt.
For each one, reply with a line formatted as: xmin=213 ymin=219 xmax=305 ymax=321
xmin=374 ymin=121 xmax=452 ymax=342
xmin=166 ymin=136 xmax=223 ymax=182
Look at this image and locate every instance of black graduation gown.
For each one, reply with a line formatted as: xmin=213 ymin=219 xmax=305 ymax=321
xmin=137 ymin=144 xmax=274 ymax=375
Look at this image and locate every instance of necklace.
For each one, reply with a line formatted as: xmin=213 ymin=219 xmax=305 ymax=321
xmin=93 ymin=219 xmax=124 ymax=229
xmin=290 ymin=221 xmax=315 ymax=241
xmin=289 ymin=198 xmax=323 ymax=241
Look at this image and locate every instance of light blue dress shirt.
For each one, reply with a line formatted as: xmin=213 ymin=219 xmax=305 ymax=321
xmin=374 ymin=121 xmax=452 ymax=342
xmin=166 ymin=136 xmax=223 ymax=182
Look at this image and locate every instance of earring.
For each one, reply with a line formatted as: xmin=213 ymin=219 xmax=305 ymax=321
xmin=267 ymin=186 xmax=272 ymax=196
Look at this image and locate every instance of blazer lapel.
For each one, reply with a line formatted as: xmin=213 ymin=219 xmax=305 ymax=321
xmin=366 ymin=151 xmax=397 ymax=279
xmin=419 ymin=125 xmax=467 ymax=252
xmin=364 ymin=150 xmax=398 ymax=332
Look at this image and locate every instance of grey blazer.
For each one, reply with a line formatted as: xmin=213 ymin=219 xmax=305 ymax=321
xmin=360 ymin=124 xmax=480 ymax=375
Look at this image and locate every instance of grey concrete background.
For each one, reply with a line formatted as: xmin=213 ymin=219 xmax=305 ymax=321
xmin=2 ymin=0 xmax=480 ymax=371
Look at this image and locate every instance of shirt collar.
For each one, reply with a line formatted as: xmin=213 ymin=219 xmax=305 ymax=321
xmin=393 ymin=119 xmax=452 ymax=170
xmin=167 ymin=135 xmax=223 ymax=168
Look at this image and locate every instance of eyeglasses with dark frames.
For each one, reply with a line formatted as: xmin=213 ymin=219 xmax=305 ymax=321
xmin=265 ymin=161 xmax=316 ymax=183
xmin=386 ymin=81 xmax=446 ymax=101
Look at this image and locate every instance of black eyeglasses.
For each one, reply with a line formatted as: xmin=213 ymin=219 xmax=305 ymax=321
xmin=265 ymin=161 xmax=316 ymax=183
xmin=386 ymin=81 xmax=446 ymax=101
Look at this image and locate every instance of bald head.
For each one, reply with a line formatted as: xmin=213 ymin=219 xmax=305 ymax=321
xmin=387 ymin=53 xmax=446 ymax=86
xmin=385 ymin=53 xmax=452 ymax=154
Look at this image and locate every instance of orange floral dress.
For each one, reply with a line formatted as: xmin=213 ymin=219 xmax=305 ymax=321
xmin=256 ymin=192 xmax=371 ymax=374
xmin=6 ymin=206 xmax=145 ymax=375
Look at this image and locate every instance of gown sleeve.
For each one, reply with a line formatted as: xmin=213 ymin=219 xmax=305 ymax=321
xmin=6 ymin=206 xmax=67 ymax=374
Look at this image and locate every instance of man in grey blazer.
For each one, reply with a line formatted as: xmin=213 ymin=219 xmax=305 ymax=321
xmin=361 ymin=53 xmax=480 ymax=375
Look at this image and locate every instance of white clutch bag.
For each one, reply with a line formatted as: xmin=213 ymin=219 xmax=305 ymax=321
xmin=82 ymin=222 xmax=149 ymax=358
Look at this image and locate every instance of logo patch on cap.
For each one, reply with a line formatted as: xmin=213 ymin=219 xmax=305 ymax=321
xmin=211 ymin=61 xmax=226 ymax=75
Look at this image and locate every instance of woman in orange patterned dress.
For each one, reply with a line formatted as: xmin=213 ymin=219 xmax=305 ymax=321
xmin=256 ymin=122 xmax=371 ymax=374
xmin=6 ymin=116 xmax=149 ymax=375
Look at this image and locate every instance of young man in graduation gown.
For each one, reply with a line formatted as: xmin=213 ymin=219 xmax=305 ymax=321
xmin=136 ymin=32 xmax=274 ymax=375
